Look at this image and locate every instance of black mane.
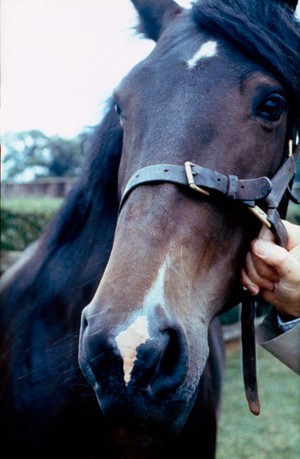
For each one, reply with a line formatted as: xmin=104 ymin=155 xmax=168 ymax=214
xmin=42 ymin=102 xmax=122 ymax=252
xmin=192 ymin=0 xmax=300 ymax=128
xmin=1 ymin=104 xmax=123 ymax=303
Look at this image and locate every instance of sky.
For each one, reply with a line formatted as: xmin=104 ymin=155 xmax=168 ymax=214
xmin=1 ymin=0 xmax=190 ymax=139
xmin=1 ymin=0 xmax=299 ymax=140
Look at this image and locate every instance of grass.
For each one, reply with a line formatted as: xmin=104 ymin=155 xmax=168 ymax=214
xmin=216 ymin=343 xmax=300 ymax=459
xmin=1 ymin=197 xmax=63 ymax=213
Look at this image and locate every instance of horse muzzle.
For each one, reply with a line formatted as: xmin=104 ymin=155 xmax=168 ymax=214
xmin=78 ymin=302 xmax=205 ymax=435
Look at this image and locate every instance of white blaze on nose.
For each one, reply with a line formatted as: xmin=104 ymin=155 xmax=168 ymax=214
xmin=115 ymin=259 xmax=168 ymax=385
xmin=141 ymin=258 xmax=167 ymax=310
xmin=115 ymin=315 xmax=150 ymax=385
xmin=187 ymin=40 xmax=218 ymax=69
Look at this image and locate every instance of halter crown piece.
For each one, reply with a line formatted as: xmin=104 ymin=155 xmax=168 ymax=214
xmin=119 ymin=136 xmax=300 ymax=415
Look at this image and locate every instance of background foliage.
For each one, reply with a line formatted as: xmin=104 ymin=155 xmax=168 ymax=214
xmin=2 ymin=130 xmax=86 ymax=181
xmin=1 ymin=198 xmax=63 ymax=251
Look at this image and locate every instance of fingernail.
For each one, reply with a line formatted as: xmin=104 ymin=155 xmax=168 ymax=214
xmin=248 ymin=283 xmax=260 ymax=295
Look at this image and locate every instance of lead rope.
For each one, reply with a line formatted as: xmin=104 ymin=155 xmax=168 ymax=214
xmin=241 ymin=137 xmax=299 ymax=415
xmin=241 ymin=289 xmax=260 ymax=415
xmin=241 ymin=211 xmax=288 ymax=415
xmin=241 ymin=215 xmax=289 ymax=415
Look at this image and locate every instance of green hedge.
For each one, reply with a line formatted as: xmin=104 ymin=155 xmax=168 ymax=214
xmin=1 ymin=198 xmax=63 ymax=251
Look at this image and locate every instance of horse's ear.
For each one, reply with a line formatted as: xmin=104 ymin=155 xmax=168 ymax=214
xmin=131 ymin=0 xmax=183 ymax=41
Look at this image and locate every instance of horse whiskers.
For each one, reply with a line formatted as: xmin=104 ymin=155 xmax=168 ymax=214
xmin=49 ymin=333 xmax=79 ymax=347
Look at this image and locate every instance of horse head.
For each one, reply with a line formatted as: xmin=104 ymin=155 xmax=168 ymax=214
xmin=79 ymin=0 xmax=299 ymax=436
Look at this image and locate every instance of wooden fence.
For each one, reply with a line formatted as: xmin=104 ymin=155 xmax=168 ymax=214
xmin=1 ymin=178 xmax=75 ymax=199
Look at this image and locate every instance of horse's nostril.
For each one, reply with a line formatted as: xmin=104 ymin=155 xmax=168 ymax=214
xmin=80 ymin=307 xmax=91 ymax=339
xmin=128 ymin=325 xmax=188 ymax=395
xmin=81 ymin=315 xmax=88 ymax=333
xmin=159 ymin=328 xmax=181 ymax=376
xmin=149 ymin=327 xmax=188 ymax=395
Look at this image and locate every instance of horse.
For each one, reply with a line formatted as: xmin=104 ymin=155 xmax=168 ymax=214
xmin=1 ymin=0 xmax=299 ymax=457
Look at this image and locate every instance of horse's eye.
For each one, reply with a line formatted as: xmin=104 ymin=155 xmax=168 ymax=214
xmin=114 ymin=104 xmax=122 ymax=116
xmin=114 ymin=104 xmax=124 ymax=127
xmin=256 ymin=95 xmax=287 ymax=122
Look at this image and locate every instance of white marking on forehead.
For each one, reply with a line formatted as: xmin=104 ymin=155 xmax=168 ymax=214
xmin=115 ymin=259 xmax=168 ymax=385
xmin=187 ymin=40 xmax=218 ymax=69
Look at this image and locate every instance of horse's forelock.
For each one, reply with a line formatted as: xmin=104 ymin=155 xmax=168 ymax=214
xmin=192 ymin=0 xmax=300 ymax=115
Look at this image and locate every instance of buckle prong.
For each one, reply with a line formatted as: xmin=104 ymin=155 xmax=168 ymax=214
xmin=185 ymin=161 xmax=210 ymax=196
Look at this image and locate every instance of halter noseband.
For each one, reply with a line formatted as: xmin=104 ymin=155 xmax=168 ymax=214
xmin=119 ymin=142 xmax=299 ymax=415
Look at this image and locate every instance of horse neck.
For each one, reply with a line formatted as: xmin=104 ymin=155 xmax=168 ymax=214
xmin=32 ymin=107 xmax=123 ymax=300
xmin=39 ymin=181 xmax=119 ymax=298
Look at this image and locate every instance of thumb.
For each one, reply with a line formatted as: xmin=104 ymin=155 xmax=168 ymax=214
xmin=252 ymin=240 xmax=293 ymax=275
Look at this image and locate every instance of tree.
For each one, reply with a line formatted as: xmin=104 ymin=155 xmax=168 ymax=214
xmin=2 ymin=130 xmax=86 ymax=182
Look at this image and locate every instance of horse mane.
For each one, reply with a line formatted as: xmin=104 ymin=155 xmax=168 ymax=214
xmin=0 ymin=102 xmax=123 ymax=307
xmin=192 ymin=0 xmax=300 ymax=129
xmin=40 ymin=102 xmax=122 ymax=252
xmin=25 ymin=101 xmax=123 ymax=291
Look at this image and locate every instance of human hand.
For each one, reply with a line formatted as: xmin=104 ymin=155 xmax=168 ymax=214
xmin=241 ymin=220 xmax=300 ymax=321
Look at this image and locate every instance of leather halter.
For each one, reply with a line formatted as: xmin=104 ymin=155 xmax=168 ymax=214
xmin=120 ymin=155 xmax=296 ymax=241
xmin=119 ymin=142 xmax=299 ymax=415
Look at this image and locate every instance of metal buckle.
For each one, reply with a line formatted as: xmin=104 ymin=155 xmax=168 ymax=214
xmin=248 ymin=205 xmax=271 ymax=228
xmin=184 ymin=161 xmax=210 ymax=196
xmin=185 ymin=161 xmax=271 ymax=228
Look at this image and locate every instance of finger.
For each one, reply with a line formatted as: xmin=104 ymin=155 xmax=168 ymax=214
xmin=259 ymin=286 xmax=300 ymax=317
xmin=252 ymin=240 xmax=287 ymax=271
xmin=256 ymin=224 xmax=276 ymax=243
xmin=249 ymin=243 xmax=279 ymax=282
xmin=252 ymin=239 xmax=300 ymax=291
xmin=244 ymin=251 xmax=275 ymax=291
xmin=258 ymin=288 xmax=279 ymax=309
xmin=290 ymin=243 xmax=300 ymax=259
xmin=240 ymin=268 xmax=260 ymax=295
